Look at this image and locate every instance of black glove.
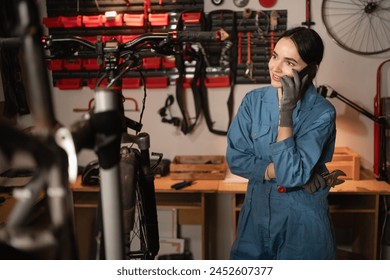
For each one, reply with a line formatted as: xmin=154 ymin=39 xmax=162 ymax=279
xmin=279 ymin=69 xmax=309 ymax=127
xmin=302 ymin=172 xmax=326 ymax=193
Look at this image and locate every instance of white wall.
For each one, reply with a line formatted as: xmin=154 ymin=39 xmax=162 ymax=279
xmin=50 ymin=0 xmax=390 ymax=172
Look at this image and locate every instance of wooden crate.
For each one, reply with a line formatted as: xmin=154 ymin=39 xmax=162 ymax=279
xmin=325 ymin=147 xmax=360 ymax=180
xmin=170 ymin=155 xmax=227 ymax=180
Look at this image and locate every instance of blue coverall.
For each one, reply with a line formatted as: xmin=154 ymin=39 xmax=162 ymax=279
xmin=226 ymin=84 xmax=337 ymax=260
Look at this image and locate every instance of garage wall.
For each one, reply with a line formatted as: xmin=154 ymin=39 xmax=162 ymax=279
xmin=46 ymin=0 xmax=390 ymax=173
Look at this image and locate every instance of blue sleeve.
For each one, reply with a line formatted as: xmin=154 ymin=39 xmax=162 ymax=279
xmin=226 ymin=92 xmax=269 ymax=182
xmin=270 ymin=107 xmax=336 ymax=187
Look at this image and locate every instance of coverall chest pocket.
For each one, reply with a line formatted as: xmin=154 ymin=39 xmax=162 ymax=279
xmin=252 ymin=124 xmax=272 ymax=158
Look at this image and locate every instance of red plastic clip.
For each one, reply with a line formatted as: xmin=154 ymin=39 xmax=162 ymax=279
xmin=87 ymin=78 xmax=108 ymax=90
xmin=82 ymin=58 xmax=101 ymax=70
xmin=123 ymin=13 xmax=145 ymax=27
xmin=47 ymin=59 xmax=63 ymax=71
xmin=82 ymin=15 xmax=103 ymax=27
xmin=179 ymin=77 xmax=200 ymax=89
xmin=182 ymin=12 xmax=202 ymax=24
xmin=162 ymin=57 xmax=176 ymax=69
xmin=63 ymin=58 xmax=83 ymax=70
xmin=148 ymin=13 xmax=169 ymax=26
xmin=42 ymin=17 xmax=63 ymax=28
xmin=145 ymin=77 xmax=168 ymax=88
xmin=60 ymin=16 xmax=82 ymax=28
xmin=122 ymin=77 xmax=141 ymax=89
xmin=277 ymin=186 xmax=286 ymax=193
xmin=142 ymin=57 xmax=162 ymax=70
xmin=56 ymin=78 xmax=82 ymax=90
xmin=204 ymin=76 xmax=230 ymax=88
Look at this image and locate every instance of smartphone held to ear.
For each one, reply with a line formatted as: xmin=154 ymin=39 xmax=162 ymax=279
xmin=298 ymin=63 xmax=317 ymax=81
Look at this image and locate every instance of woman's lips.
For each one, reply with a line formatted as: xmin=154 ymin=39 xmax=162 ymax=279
xmin=271 ymin=73 xmax=280 ymax=82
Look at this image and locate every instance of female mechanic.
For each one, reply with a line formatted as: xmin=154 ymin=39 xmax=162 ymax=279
xmin=226 ymin=27 xmax=337 ymax=260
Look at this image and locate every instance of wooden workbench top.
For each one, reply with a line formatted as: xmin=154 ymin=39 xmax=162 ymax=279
xmin=218 ymin=179 xmax=390 ymax=194
xmin=71 ymin=175 xmax=220 ymax=193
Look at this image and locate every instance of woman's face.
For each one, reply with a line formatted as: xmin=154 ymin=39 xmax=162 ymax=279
xmin=268 ymin=37 xmax=308 ymax=89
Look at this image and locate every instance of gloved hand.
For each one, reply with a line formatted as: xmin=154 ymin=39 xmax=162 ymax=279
xmin=278 ymin=69 xmax=309 ymax=127
xmin=302 ymin=172 xmax=327 ymax=193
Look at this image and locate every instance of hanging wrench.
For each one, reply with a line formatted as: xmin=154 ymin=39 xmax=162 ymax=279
xmin=245 ymin=32 xmax=255 ymax=81
xmin=323 ymin=169 xmax=346 ymax=188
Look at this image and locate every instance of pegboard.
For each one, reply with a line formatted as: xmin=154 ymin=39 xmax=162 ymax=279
xmin=43 ymin=0 xmax=287 ymax=89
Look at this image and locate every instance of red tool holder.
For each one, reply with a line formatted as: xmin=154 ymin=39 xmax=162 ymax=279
xmin=63 ymin=58 xmax=83 ymax=70
xmin=123 ymin=13 xmax=145 ymax=27
xmin=82 ymin=15 xmax=104 ymax=27
xmin=142 ymin=57 xmax=162 ymax=70
xmin=60 ymin=15 xmax=82 ymax=28
xmin=47 ymin=59 xmax=63 ymax=71
xmin=42 ymin=16 xmax=63 ymax=28
xmin=122 ymin=77 xmax=141 ymax=89
xmin=162 ymin=57 xmax=176 ymax=69
xmin=374 ymin=59 xmax=390 ymax=176
xmin=103 ymin=14 xmax=124 ymax=27
xmin=82 ymin=58 xmax=101 ymax=71
xmin=87 ymin=78 xmax=108 ymax=90
xmin=182 ymin=12 xmax=202 ymax=24
xmin=178 ymin=77 xmax=200 ymax=88
xmin=56 ymin=78 xmax=82 ymax=90
xmin=148 ymin=13 xmax=169 ymax=26
xmin=145 ymin=77 xmax=168 ymax=88
xmin=204 ymin=76 xmax=230 ymax=88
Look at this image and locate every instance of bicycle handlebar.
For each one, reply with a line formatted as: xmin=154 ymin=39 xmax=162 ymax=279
xmin=0 ymin=37 xmax=22 ymax=48
xmin=42 ymin=29 xmax=228 ymax=56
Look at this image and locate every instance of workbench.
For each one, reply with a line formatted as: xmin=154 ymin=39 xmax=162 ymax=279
xmin=219 ymin=179 xmax=390 ymax=259
xmin=70 ymin=176 xmax=219 ymax=259
xmin=2 ymin=175 xmax=390 ymax=260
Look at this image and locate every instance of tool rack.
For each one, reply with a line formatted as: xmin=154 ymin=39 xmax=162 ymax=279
xmin=43 ymin=0 xmax=287 ymax=90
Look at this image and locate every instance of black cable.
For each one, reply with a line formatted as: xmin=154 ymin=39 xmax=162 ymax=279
xmin=137 ymin=70 xmax=147 ymax=134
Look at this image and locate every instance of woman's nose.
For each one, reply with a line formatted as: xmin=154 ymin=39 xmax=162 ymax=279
xmin=271 ymin=62 xmax=282 ymax=73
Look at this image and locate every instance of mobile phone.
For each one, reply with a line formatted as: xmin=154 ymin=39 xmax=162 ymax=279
xmin=298 ymin=63 xmax=317 ymax=81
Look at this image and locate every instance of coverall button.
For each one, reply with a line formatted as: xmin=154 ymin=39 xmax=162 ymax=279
xmin=277 ymin=186 xmax=286 ymax=193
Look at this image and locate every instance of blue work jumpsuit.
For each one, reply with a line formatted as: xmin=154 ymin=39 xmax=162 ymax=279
xmin=226 ymin=84 xmax=337 ymax=260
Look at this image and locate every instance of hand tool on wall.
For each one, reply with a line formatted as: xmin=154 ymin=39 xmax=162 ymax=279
xmin=302 ymin=0 xmax=315 ymax=28
xmin=245 ymin=32 xmax=255 ymax=81
xmin=269 ymin=10 xmax=279 ymax=57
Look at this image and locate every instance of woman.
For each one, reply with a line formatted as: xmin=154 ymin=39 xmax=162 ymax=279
xmin=226 ymin=27 xmax=337 ymax=260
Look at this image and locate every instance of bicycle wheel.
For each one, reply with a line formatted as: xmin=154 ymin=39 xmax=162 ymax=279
xmin=322 ymin=0 xmax=390 ymax=55
xmin=126 ymin=184 xmax=151 ymax=259
xmin=120 ymin=147 xmax=151 ymax=259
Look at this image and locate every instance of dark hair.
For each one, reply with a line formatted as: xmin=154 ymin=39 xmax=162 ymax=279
xmin=279 ymin=27 xmax=324 ymax=66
